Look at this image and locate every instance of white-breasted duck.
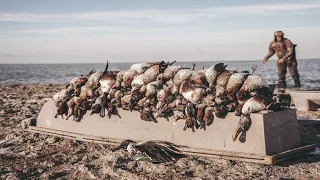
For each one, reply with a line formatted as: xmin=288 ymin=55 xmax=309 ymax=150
xmin=232 ymin=94 xmax=274 ymax=142
xmin=226 ymin=72 xmax=250 ymax=101
xmin=180 ymin=79 xmax=205 ymax=104
xmin=173 ymin=69 xmax=194 ymax=87
xmin=67 ymin=69 xmax=96 ymax=96
xmin=112 ymin=140 xmax=185 ymax=163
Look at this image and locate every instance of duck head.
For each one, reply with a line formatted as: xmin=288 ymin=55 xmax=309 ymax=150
xmin=112 ymin=139 xmax=137 ymax=152
xmin=232 ymin=114 xmax=251 ymax=142
xmin=90 ymin=104 xmax=101 ymax=116
xmin=214 ymin=105 xmax=229 ymax=118
xmin=54 ymin=100 xmax=68 ymax=118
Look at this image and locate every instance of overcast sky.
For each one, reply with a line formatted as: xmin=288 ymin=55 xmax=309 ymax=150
xmin=0 ymin=0 xmax=319 ymax=63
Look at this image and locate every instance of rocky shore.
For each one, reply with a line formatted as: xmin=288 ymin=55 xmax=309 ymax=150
xmin=1 ymin=83 xmax=320 ymax=179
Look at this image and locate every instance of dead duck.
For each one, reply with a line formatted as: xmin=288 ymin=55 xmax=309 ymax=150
xmin=145 ymin=79 xmax=163 ymax=99
xmin=99 ymin=61 xmax=116 ymax=117
xmin=52 ymin=89 xmax=68 ymax=105
xmin=107 ymin=103 xmax=121 ymax=119
xmin=131 ymin=74 xmax=145 ymax=89
xmin=190 ymin=70 xmax=208 ymax=88
xmin=237 ymin=75 xmax=269 ymax=97
xmin=173 ymin=110 xmax=186 ymax=122
xmin=113 ymin=70 xmax=125 ymax=89
xmin=196 ymin=104 xmax=207 ymax=129
xmin=173 ymin=69 xmax=194 ymax=87
xmin=112 ymin=139 xmax=185 ymax=163
xmin=214 ymin=104 xmax=229 ymax=118
xmin=163 ymin=65 xmax=188 ymax=81
xmin=232 ymin=94 xmax=275 ymax=142
xmin=205 ymin=63 xmax=227 ymax=90
xmin=203 ymin=106 xmax=214 ymax=126
xmin=67 ymin=69 xmax=96 ymax=96
xmin=184 ymin=102 xmax=197 ymax=132
xmin=54 ymin=97 xmax=69 ymax=119
xmin=142 ymin=61 xmax=174 ymax=85
xmin=226 ymin=72 xmax=250 ymax=101
xmin=65 ymin=97 xmax=76 ymax=120
xmin=140 ymin=107 xmax=158 ymax=123
xmin=203 ymin=94 xmax=215 ymax=107
xmin=215 ymin=70 xmax=235 ymax=105
xmin=90 ymin=96 xmax=103 ymax=116
xmin=180 ymin=79 xmax=205 ymax=104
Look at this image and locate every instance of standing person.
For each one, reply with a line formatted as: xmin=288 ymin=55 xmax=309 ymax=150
xmin=262 ymin=31 xmax=301 ymax=90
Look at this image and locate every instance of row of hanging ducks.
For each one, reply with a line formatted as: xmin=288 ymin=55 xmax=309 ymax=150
xmin=52 ymin=61 xmax=285 ymax=142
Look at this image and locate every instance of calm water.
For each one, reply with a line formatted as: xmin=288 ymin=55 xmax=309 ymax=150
xmin=1 ymin=60 xmax=319 ymax=88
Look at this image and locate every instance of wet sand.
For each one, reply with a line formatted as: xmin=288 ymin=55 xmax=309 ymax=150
xmin=1 ymin=83 xmax=320 ymax=179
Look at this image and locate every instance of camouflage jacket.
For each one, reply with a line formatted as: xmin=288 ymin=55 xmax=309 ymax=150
xmin=266 ymin=38 xmax=297 ymax=61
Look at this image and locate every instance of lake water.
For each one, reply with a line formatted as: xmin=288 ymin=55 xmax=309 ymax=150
xmin=1 ymin=59 xmax=319 ymax=88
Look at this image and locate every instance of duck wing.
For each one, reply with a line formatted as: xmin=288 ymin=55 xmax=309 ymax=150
xmin=136 ymin=141 xmax=185 ymax=163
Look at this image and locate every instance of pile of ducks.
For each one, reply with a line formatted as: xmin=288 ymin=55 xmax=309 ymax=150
xmin=53 ymin=61 xmax=284 ymax=142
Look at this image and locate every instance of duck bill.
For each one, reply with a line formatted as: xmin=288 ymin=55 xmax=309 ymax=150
xmin=232 ymin=125 xmax=242 ymax=141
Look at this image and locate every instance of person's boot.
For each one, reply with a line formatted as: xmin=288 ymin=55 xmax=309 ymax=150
xmin=294 ymin=79 xmax=301 ymax=88
xmin=278 ymin=81 xmax=287 ymax=93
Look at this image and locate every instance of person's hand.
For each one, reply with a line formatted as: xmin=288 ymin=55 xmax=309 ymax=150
xmin=278 ymin=58 xmax=285 ymax=64
xmin=262 ymin=58 xmax=267 ymax=64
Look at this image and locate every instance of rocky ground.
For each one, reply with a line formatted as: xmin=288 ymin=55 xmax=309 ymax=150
xmin=1 ymin=83 xmax=320 ymax=180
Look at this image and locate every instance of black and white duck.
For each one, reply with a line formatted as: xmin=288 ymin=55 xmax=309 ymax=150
xmin=112 ymin=140 xmax=185 ymax=163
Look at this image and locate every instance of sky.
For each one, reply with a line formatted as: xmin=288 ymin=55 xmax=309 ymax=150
xmin=0 ymin=0 xmax=320 ymax=63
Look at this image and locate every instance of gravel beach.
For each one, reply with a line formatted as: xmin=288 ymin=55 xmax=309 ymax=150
xmin=1 ymin=83 xmax=320 ymax=179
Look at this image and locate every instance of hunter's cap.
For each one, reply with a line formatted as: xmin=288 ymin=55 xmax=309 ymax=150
xmin=274 ymin=31 xmax=284 ymax=37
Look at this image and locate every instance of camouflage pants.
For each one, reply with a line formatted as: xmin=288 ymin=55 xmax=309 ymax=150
xmin=277 ymin=58 xmax=300 ymax=88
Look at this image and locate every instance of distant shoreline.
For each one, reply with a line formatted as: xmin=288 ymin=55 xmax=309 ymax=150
xmin=1 ymin=59 xmax=319 ymax=65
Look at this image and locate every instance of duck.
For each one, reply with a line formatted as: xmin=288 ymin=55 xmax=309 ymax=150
xmin=99 ymin=61 xmax=116 ymax=94
xmin=140 ymin=107 xmax=158 ymax=123
xmin=156 ymin=86 xmax=174 ymax=110
xmin=67 ymin=69 xmax=96 ymax=96
xmin=113 ymin=70 xmax=125 ymax=90
xmin=121 ymin=94 xmax=132 ymax=111
xmin=173 ymin=69 xmax=194 ymax=87
xmin=205 ymin=63 xmax=227 ymax=90
xmin=163 ymin=65 xmax=188 ymax=81
xmin=65 ymin=97 xmax=75 ymax=120
xmin=52 ymin=89 xmax=69 ymax=105
xmin=190 ymin=70 xmax=208 ymax=88
xmin=203 ymin=106 xmax=214 ymax=126
xmin=131 ymin=74 xmax=145 ymax=89
xmin=107 ymin=103 xmax=121 ymax=119
xmin=180 ymin=79 xmax=205 ymax=104
xmin=196 ymin=104 xmax=207 ymax=129
xmin=54 ymin=97 xmax=69 ymax=119
xmin=214 ymin=104 xmax=229 ymax=118
xmin=145 ymin=79 xmax=163 ymax=99
xmin=226 ymin=72 xmax=250 ymax=101
xmin=90 ymin=96 xmax=103 ymax=116
xmin=99 ymin=61 xmax=117 ymax=117
xmin=184 ymin=102 xmax=197 ymax=132
xmin=202 ymin=94 xmax=215 ymax=107
xmin=214 ymin=70 xmax=235 ymax=105
xmin=232 ymin=94 xmax=275 ymax=142
xmin=112 ymin=140 xmax=186 ymax=163
xmin=173 ymin=110 xmax=186 ymax=122
xmin=237 ymin=75 xmax=269 ymax=97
